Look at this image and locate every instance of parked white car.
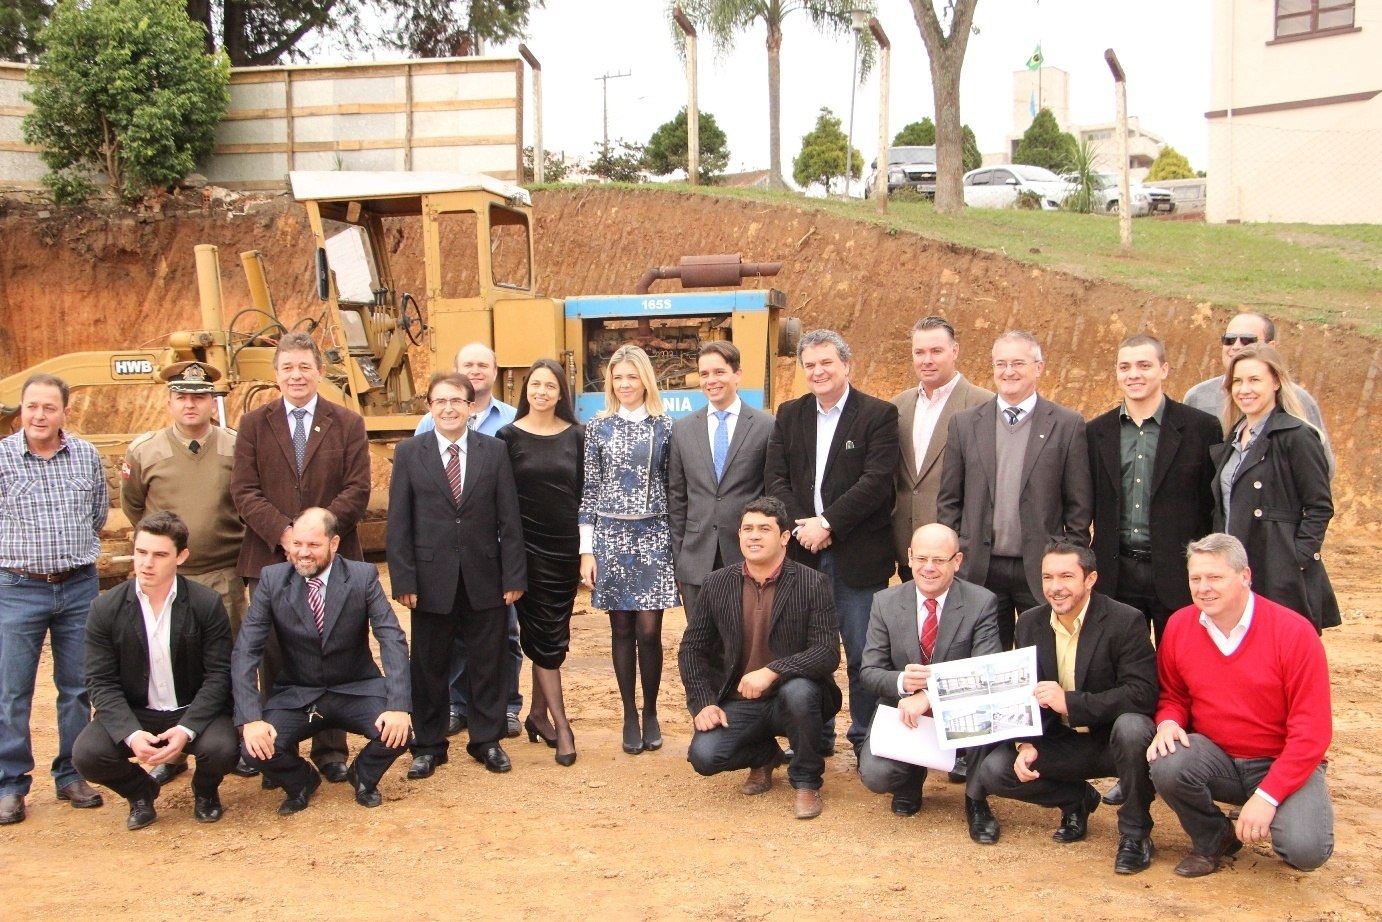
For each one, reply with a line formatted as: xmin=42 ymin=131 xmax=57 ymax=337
xmin=1077 ymin=172 xmax=1175 ymax=216
xmin=963 ymin=164 xmax=1071 ymax=210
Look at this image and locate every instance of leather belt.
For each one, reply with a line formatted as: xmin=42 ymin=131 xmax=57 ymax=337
xmin=1119 ymin=548 xmax=1153 ymax=562
xmin=4 ymin=566 xmax=87 ymax=584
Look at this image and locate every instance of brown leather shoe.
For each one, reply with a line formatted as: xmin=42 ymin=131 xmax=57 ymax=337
xmin=793 ymin=788 xmax=823 ymax=820
xmin=56 ymin=780 xmax=104 ymax=808
xmin=741 ymin=762 xmax=776 ymax=796
xmin=0 ymin=793 xmax=24 ymax=825
xmin=1174 ymin=832 xmax=1243 ymax=878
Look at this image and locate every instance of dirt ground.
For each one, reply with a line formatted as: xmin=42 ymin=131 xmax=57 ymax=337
xmin=2 ymin=538 xmax=1379 ymax=921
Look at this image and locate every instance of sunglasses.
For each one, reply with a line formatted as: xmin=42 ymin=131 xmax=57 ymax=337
xmin=1221 ymin=334 xmax=1259 ymax=346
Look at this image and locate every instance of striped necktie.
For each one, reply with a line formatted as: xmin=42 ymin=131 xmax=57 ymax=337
xmin=445 ymin=444 xmax=464 ymax=504
xmin=920 ymin=597 xmax=939 ymax=665
xmin=307 ymin=577 xmax=325 ymax=637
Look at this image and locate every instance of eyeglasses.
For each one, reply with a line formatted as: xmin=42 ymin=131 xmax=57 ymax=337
xmin=908 ymin=551 xmax=960 ymax=568
xmin=1221 ymin=334 xmax=1259 ymax=346
xmin=429 ymin=397 xmax=472 ymax=409
xmin=992 ymin=361 xmax=1032 ymax=372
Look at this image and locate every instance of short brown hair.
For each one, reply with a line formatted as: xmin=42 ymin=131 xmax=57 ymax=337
xmin=274 ymin=332 xmax=323 ymax=369
xmin=1117 ymin=334 xmax=1166 ymax=364
xmin=698 ymin=340 xmax=742 ymax=372
xmin=427 ymin=371 xmax=474 ymax=402
xmin=21 ymin=373 xmax=70 ymax=407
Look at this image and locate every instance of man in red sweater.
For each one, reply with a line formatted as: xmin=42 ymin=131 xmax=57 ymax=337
xmin=1143 ymin=533 xmax=1333 ymax=877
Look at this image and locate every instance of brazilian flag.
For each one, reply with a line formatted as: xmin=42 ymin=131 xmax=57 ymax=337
xmin=1026 ymin=44 xmax=1043 ymax=70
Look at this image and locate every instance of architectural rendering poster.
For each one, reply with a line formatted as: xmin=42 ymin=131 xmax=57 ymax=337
xmin=925 ymin=646 xmax=1042 ymax=750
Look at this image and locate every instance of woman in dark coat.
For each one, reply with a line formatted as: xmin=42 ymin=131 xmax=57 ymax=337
xmin=1210 ymin=344 xmax=1339 ymax=632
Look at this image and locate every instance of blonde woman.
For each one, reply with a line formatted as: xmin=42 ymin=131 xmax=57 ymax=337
xmin=579 ymin=345 xmax=679 ymax=754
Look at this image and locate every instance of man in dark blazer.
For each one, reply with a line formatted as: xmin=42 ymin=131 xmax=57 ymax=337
xmin=669 ymin=341 xmax=773 ymax=617
xmin=73 ymin=512 xmax=237 ymax=830
xmin=387 ymin=372 xmax=527 ymax=778
xmin=765 ymin=329 xmax=899 ymax=757
xmin=233 ymin=508 xmax=411 ymax=813
xmin=937 ymin=330 xmax=1093 ymax=651
xmin=1088 ymin=334 xmax=1220 ymax=645
xmin=230 ymin=331 xmax=371 ymax=780
xmin=971 ymin=542 xmax=1159 ymax=874
xmin=858 ymin=523 xmax=1002 ymax=821
xmin=891 ymin=316 xmax=993 ymax=578
xmin=679 ymin=497 xmax=841 ymax=820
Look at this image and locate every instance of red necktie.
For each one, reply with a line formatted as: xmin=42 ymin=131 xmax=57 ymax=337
xmin=445 ymin=444 xmax=463 ymax=504
xmin=920 ymin=597 xmax=938 ymax=665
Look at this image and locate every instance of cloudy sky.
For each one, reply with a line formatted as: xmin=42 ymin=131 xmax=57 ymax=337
xmin=479 ymin=0 xmax=1214 ymax=177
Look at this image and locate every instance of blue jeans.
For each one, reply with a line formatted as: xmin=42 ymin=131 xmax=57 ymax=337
xmin=817 ymin=550 xmax=885 ymax=751
xmin=449 ymin=604 xmax=523 ymax=717
xmin=0 ymin=566 xmax=97 ymax=796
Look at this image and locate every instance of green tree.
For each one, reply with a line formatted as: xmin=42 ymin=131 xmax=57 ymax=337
xmin=589 ymin=139 xmax=647 ymax=184
xmin=382 ymin=0 xmax=542 ymax=57
xmin=522 ymin=146 xmax=570 ymax=183
xmin=893 ymin=118 xmax=935 ymax=146
xmin=674 ymin=0 xmax=874 ymax=191
xmin=961 ymin=124 xmax=981 ymax=173
xmin=793 ymin=107 xmax=860 ymax=196
xmin=23 ymin=0 xmax=230 ymax=201
xmin=1014 ymin=107 xmax=1078 ymax=172
xmin=909 ymin=0 xmax=979 ymax=215
xmin=0 ymin=0 xmax=53 ymax=62
xmin=643 ymin=106 xmax=730 ymax=184
xmin=1147 ymin=145 xmax=1195 ymax=181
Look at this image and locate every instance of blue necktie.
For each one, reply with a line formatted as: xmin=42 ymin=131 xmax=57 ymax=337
xmin=712 ymin=410 xmax=730 ymax=482
xmin=291 ymin=408 xmax=308 ymax=473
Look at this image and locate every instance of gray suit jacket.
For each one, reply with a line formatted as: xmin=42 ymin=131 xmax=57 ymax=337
xmin=668 ymin=403 xmax=772 ymax=586
xmin=859 ymin=577 xmax=1003 ymax=705
xmin=231 ymin=557 xmax=410 ymax=724
xmin=890 ymin=375 xmax=994 ymax=567
xmin=936 ymin=396 xmax=1093 ymax=599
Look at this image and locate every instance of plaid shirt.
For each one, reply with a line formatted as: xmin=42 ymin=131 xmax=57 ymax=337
xmin=0 ymin=430 xmax=108 ymax=572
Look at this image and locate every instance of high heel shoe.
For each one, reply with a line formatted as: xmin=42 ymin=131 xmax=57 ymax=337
xmin=622 ymin=716 xmax=644 ymax=755
xmin=524 ymin=716 xmax=557 ymax=748
xmin=555 ymin=730 xmax=577 ymax=767
xmin=642 ymin=713 xmax=663 ymax=752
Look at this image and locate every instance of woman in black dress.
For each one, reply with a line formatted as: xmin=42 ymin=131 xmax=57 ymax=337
xmin=497 ymin=359 xmax=584 ymax=765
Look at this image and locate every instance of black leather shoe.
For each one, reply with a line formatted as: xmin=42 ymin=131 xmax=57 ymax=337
xmin=948 ymin=753 xmax=969 ymax=784
xmin=891 ymin=793 xmax=922 ymax=817
xmin=406 ymin=753 xmax=447 ymax=780
xmin=261 ymin=774 xmax=281 ymax=791
xmin=1114 ymin=835 xmax=1155 ymax=874
xmin=319 ymin=761 xmax=350 ymax=784
xmin=447 ymin=713 xmax=467 ymax=737
xmin=0 ymin=794 xmax=25 ymax=825
xmin=470 ymin=744 xmax=512 ymax=773
xmin=126 ymin=797 xmax=157 ymax=830
xmin=277 ymin=768 xmax=322 ymax=815
xmin=148 ymin=761 xmax=188 ymax=788
xmin=230 ymin=758 xmax=260 ymax=778
xmin=1053 ymin=784 xmax=1102 ymax=843
xmin=1102 ymin=780 xmax=1127 ymax=805
xmin=57 ymin=780 xmax=104 ymax=808
xmin=193 ymin=794 xmax=224 ymax=823
xmin=506 ymin=713 xmax=522 ymax=739
xmin=345 ymin=763 xmax=382 ymax=808
xmin=966 ymin=795 xmax=1000 ymax=845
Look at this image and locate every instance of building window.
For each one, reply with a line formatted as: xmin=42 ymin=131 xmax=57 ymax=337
xmin=1275 ymin=0 xmax=1355 ymax=39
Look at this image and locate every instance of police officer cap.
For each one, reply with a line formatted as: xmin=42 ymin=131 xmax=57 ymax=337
xmin=161 ymin=361 xmax=223 ymax=394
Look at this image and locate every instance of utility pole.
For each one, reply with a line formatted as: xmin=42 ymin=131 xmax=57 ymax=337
xmin=1105 ymin=49 xmax=1132 ymax=255
xmin=869 ymin=16 xmax=890 ymax=213
xmin=595 ymin=70 xmax=632 ymax=153
xmin=673 ymin=7 xmax=699 ymax=185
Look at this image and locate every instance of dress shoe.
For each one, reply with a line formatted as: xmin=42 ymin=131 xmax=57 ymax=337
xmin=0 ymin=794 xmax=25 ymax=825
xmin=642 ymin=713 xmax=663 ymax=751
xmin=470 ymin=744 xmax=512 ymax=773
xmin=1114 ymin=835 xmax=1155 ymax=875
xmin=447 ymin=712 xmax=467 ymax=737
xmin=346 ymin=763 xmax=382 ymax=808
xmin=230 ymin=757 xmax=260 ymax=778
xmin=277 ymin=768 xmax=322 ymax=815
xmin=555 ymin=730 xmax=577 ymax=767
xmin=193 ymin=793 xmax=224 ymax=823
xmin=1174 ymin=833 xmax=1242 ymax=878
xmin=261 ymin=774 xmax=281 ymax=791
xmin=524 ymin=716 xmax=557 ymax=748
xmin=793 ymin=788 xmax=823 ymax=820
xmin=948 ymin=753 xmax=968 ymax=784
xmin=890 ymin=793 xmax=922 ymax=817
xmin=506 ymin=713 xmax=522 ymax=739
xmin=406 ymin=753 xmax=447 ymax=780
xmin=966 ymin=795 xmax=1000 ymax=845
xmin=57 ymin=780 xmax=104 ymax=808
xmin=622 ymin=716 xmax=644 ymax=755
xmin=148 ymin=760 xmax=188 ymax=788
xmin=1102 ymin=780 xmax=1127 ymax=806
xmin=1052 ymin=784 xmax=1101 ymax=843
xmin=126 ymin=797 xmax=157 ymax=830
xmin=741 ymin=762 xmax=777 ymax=796
xmin=319 ymin=761 xmax=350 ymax=784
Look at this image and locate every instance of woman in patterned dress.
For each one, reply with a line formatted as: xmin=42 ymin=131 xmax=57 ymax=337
xmin=579 ymin=345 xmax=680 ymax=754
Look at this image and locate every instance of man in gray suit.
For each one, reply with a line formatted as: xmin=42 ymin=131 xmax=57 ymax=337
xmin=891 ymin=317 xmax=993 ymax=579
xmin=857 ymin=523 xmax=1002 ymax=830
xmin=937 ymin=330 xmax=1093 ymax=651
xmin=669 ymin=341 xmax=773 ymax=617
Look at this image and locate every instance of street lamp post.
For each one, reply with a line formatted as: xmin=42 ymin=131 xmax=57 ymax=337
xmin=844 ymin=9 xmax=869 ymax=199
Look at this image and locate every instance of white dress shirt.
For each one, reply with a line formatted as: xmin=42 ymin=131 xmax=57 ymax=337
xmin=913 ymin=375 xmax=961 ymax=475
xmin=436 ymin=427 xmax=469 ymax=486
xmin=899 ymin=585 xmax=951 ymax=697
xmin=997 ymin=391 xmax=1038 ymax=422
xmin=1199 ymin=594 xmax=1255 ymax=656
xmin=284 ymin=394 xmax=320 ymax=428
xmin=707 ymin=397 xmax=742 ymax=454
xmin=813 ymin=387 xmax=850 ymax=516
xmin=128 ymin=580 xmax=195 ymax=744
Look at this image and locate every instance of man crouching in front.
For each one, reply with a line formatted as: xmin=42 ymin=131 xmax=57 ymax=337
xmin=677 ymin=497 xmax=841 ymax=820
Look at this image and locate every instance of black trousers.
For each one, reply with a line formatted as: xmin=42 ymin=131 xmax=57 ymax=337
xmin=411 ymin=568 xmax=508 ymax=757
xmin=984 ymin=555 xmax=1040 ymax=650
xmin=686 ymin=677 xmax=839 ymax=790
xmin=73 ymin=707 xmax=237 ymax=801
xmin=242 ymin=691 xmax=405 ymax=793
xmin=1114 ymin=555 xmax=1174 ymax=646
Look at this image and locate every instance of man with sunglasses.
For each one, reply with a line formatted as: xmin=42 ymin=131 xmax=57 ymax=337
xmin=1183 ymin=312 xmax=1331 ymax=473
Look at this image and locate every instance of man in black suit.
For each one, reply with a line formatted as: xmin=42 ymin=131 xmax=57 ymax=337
xmin=679 ymin=497 xmax=842 ymax=820
xmin=233 ymin=508 xmax=411 ymax=813
xmin=765 ymin=329 xmax=899 ymax=757
xmin=971 ymin=542 xmax=1159 ymax=874
xmin=1088 ymin=334 xmax=1220 ymax=645
xmin=73 ymin=512 xmax=237 ymax=830
xmin=937 ymin=330 xmax=1093 ymax=651
xmin=387 ymin=372 xmax=526 ymax=778
xmin=669 ymin=341 xmax=773 ymax=617
xmin=857 ymin=523 xmax=1002 ymax=821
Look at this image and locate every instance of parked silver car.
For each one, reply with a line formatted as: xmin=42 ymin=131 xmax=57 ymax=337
xmin=865 ymin=145 xmax=937 ymax=198
xmin=962 ymin=164 xmax=1071 ymax=210
xmin=1079 ymin=172 xmax=1175 ymax=216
